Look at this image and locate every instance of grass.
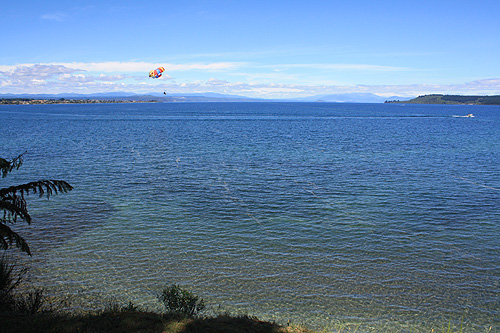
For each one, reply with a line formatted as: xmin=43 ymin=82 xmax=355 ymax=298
xmin=0 ymin=258 xmax=496 ymax=332
xmin=1 ymin=299 xmax=497 ymax=333
xmin=0 ymin=310 xmax=314 ymax=333
xmin=2 ymin=308 xmax=494 ymax=333
xmin=0 ymin=257 xmax=314 ymax=332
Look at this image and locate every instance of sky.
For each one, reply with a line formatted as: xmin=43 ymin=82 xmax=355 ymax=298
xmin=1 ymin=0 xmax=500 ymax=99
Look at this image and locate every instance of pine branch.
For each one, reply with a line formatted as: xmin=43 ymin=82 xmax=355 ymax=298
xmin=0 ymin=200 xmax=31 ymax=224
xmin=1 ymin=154 xmax=73 ymax=256
xmin=0 ymin=180 xmax=73 ymax=199
xmin=0 ymin=179 xmax=72 ymax=256
xmin=0 ymin=222 xmax=31 ymax=255
xmin=0 ymin=153 xmax=25 ymax=178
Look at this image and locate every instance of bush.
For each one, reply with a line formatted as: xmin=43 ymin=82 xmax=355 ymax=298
xmin=158 ymin=284 xmax=205 ymax=317
xmin=0 ymin=256 xmax=49 ymax=314
xmin=15 ymin=288 xmax=46 ymax=314
xmin=0 ymin=256 xmax=24 ymax=311
xmin=103 ymin=299 xmax=140 ymax=313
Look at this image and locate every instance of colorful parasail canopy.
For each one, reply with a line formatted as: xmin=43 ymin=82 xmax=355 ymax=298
xmin=149 ymin=67 xmax=165 ymax=79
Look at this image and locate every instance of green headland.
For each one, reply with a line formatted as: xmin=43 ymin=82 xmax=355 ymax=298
xmin=385 ymin=94 xmax=500 ymax=105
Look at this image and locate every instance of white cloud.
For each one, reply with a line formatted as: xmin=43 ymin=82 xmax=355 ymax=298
xmin=168 ymin=62 xmax=245 ymax=71
xmin=35 ymin=61 xmax=243 ymax=73
xmin=463 ymin=78 xmax=500 ymax=90
xmin=9 ymin=64 xmax=78 ymax=78
xmin=97 ymin=74 xmax=127 ymax=81
xmin=245 ymin=86 xmax=305 ymax=96
xmin=0 ymin=61 xmax=406 ymax=79
xmin=268 ymin=63 xmax=412 ymax=72
xmin=41 ymin=12 xmax=70 ymax=22
xmin=1 ymin=63 xmax=500 ymax=98
xmin=31 ymin=79 xmax=47 ymax=86
xmin=58 ymin=73 xmax=91 ymax=83
xmin=0 ymin=64 xmax=82 ymax=89
xmin=206 ymin=78 xmax=230 ymax=86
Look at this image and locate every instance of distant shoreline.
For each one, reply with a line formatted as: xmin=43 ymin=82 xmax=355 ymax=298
xmin=0 ymin=98 xmax=157 ymax=105
xmin=385 ymin=94 xmax=500 ymax=105
xmin=4 ymin=94 xmax=500 ymax=105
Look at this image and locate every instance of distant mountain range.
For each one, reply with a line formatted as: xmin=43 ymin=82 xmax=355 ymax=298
xmin=0 ymin=92 xmax=410 ymax=103
xmin=291 ymin=93 xmax=405 ymax=103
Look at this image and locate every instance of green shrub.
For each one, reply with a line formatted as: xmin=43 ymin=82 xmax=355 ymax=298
xmin=121 ymin=301 xmax=139 ymax=312
xmin=0 ymin=256 xmax=49 ymax=314
xmin=15 ymin=288 xmax=46 ymax=314
xmin=0 ymin=256 xmax=24 ymax=311
xmin=158 ymin=284 xmax=205 ymax=317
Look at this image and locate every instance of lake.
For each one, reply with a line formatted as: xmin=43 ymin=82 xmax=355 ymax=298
xmin=1 ymin=102 xmax=499 ymax=331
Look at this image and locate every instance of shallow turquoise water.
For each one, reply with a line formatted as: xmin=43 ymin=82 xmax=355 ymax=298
xmin=1 ymin=102 xmax=499 ymax=331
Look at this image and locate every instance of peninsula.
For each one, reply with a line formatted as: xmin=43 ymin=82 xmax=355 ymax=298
xmin=385 ymin=94 xmax=500 ymax=105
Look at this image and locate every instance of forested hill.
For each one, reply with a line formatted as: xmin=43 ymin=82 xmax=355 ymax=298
xmin=385 ymin=94 xmax=500 ymax=105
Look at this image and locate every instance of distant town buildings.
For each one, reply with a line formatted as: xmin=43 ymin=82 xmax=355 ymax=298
xmin=0 ymin=98 xmax=157 ymax=105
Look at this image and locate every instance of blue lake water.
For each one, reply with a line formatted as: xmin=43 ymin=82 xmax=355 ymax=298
xmin=1 ymin=102 xmax=499 ymax=331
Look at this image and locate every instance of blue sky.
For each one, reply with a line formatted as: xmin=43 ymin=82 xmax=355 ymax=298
xmin=1 ymin=0 xmax=500 ymax=98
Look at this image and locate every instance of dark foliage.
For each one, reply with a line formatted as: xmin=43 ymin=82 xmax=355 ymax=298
xmin=388 ymin=94 xmax=500 ymax=105
xmin=1 ymin=153 xmax=73 ymax=255
xmin=158 ymin=284 xmax=206 ymax=317
xmin=0 ymin=256 xmax=24 ymax=311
